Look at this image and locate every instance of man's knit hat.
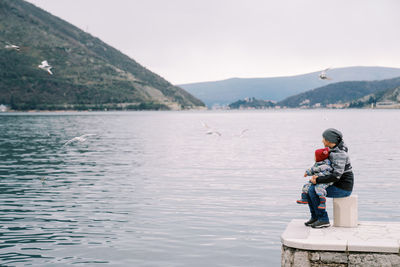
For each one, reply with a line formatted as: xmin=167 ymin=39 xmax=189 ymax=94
xmin=322 ymin=128 xmax=343 ymax=144
xmin=315 ymin=147 xmax=330 ymax=162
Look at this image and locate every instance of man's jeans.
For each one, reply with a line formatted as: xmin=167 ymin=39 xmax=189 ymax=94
xmin=306 ymin=184 xmax=352 ymax=222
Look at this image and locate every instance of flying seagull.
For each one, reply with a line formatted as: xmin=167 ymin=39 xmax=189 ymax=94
xmin=319 ymin=68 xmax=332 ymax=80
xmin=38 ymin=60 xmax=53 ymax=75
xmin=238 ymin=129 xmax=249 ymax=138
xmin=201 ymin=122 xmax=222 ymax=136
xmin=63 ymin=134 xmax=96 ymax=147
xmin=4 ymin=42 xmax=20 ymax=51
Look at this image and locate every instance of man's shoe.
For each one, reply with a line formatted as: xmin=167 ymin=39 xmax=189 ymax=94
xmin=304 ymin=218 xmax=318 ymax=226
xmin=311 ymin=220 xmax=330 ymax=228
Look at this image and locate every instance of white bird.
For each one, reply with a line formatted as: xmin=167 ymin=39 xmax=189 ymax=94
xmin=63 ymin=134 xmax=96 ymax=147
xmin=4 ymin=42 xmax=20 ymax=51
xmin=238 ymin=129 xmax=249 ymax=138
xmin=38 ymin=60 xmax=53 ymax=75
xmin=201 ymin=122 xmax=222 ymax=136
xmin=319 ymin=68 xmax=332 ymax=80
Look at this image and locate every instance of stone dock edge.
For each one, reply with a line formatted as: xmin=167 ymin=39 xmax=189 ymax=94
xmin=281 ymin=219 xmax=400 ymax=266
xmin=282 ymin=245 xmax=400 ymax=267
xmin=281 ymin=219 xmax=400 ymax=253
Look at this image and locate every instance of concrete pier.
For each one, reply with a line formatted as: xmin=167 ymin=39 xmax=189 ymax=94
xmin=281 ymin=219 xmax=400 ymax=266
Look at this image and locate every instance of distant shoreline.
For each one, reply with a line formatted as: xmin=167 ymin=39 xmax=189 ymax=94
xmin=1 ymin=107 xmax=399 ymax=113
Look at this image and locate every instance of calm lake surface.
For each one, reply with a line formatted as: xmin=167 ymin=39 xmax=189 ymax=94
xmin=1 ymin=110 xmax=400 ymax=266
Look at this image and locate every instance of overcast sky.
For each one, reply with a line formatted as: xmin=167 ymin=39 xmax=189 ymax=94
xmin=26 ymin=0 xmax=400 ymax=84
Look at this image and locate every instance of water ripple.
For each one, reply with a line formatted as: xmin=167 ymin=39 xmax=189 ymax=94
xmin=0 ymin=110 xmax=399 ymax=266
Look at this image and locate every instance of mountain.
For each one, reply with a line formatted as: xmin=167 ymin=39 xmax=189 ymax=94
xmin=0 ymin=0 xmax=205 ymax=110
xmin=179 ymin=67 xmax=400 ymax=107
xmin=277 ymin=76 xmax=400 ymax=108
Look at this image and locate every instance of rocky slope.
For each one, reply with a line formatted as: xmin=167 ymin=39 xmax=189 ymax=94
xmin=0 ymin=0 xmax=205 ymax=110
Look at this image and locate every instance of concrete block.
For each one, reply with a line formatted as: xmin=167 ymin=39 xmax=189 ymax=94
xmin=282 ymin=237 xmax=347 ymax=251
xmin=333 ymin=194 xmax=358 ymax=227
xmin=347 ymin=239 xmax=399 ymax=253
xmin=281 ymin=219 xmax=400 ymax=253
xmin=302 ymin=238 xmax=348 ymax=251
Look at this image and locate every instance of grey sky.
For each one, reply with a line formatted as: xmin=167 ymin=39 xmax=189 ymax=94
xmin=27 ymin=0 xmax=400 ymax=84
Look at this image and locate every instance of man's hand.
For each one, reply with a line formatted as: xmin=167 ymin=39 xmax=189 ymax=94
xmin=304 ymin=172 xmax=308 ymax=177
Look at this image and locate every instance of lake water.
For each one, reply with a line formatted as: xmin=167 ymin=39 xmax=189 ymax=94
xmin=1 ymin=110 xmax=400 ymax=266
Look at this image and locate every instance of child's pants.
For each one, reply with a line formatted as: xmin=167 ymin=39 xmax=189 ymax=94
xmin=302 ymin=181 xmax=334 ymax=197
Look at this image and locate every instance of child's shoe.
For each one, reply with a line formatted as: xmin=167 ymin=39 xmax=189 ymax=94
xmin=296 ymin=193 xmax=308 ymax=204
xmin=318 ymin=196 xmax=326 ymax=209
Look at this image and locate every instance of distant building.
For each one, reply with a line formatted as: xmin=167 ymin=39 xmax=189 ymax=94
xmin=326 ymin=103 xmax=348 ymax=109
xmin=300 ymin=99 xmax=310 ymax=106
xmin=211 ymin=104 xmax=229 ymax=110
xmin=313 ymin=103 xmax=321 ymax=108
xmin=0 ymin=104 xmax=8 ymax=112
xmin=376 ymin=101 xmax=400 ymax=109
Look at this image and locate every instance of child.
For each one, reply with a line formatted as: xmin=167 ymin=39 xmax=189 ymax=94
xmin=297 ymin=147 xmax=333 ymax=209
